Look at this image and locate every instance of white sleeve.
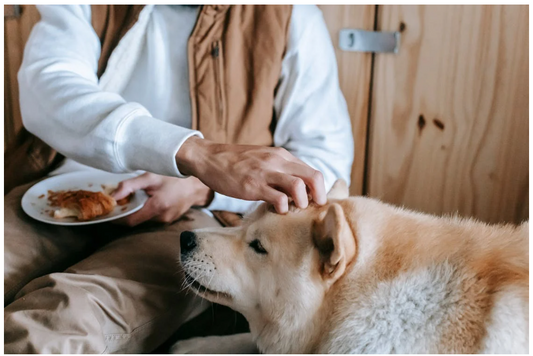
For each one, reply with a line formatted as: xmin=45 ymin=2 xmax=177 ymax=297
xmin=208 ymin=5 xmax=353 ymax=213
xmin=18 ymin=5 xmax=201 ymax=177
xmin=273 ymin=5 xmax=353 ymax=190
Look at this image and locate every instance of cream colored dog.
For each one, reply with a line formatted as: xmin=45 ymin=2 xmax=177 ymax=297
xmin=174 ymin=180 xmax=528 ymax=353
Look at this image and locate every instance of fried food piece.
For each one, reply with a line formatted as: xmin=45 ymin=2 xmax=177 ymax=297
xmin=48 ymin=190 xmax=116 ymax=221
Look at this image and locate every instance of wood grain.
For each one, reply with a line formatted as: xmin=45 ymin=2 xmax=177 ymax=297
xmin=318 ymin=5 xmax=375 ymax=195
xmin=4 ymin=5 xmax=40 ymax=149
xmin=367 ymin=5 xmax=528 ymax=224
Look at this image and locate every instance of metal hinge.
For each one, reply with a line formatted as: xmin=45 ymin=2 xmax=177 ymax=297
xmin=339 ymin=29 xmax=400 ymax=54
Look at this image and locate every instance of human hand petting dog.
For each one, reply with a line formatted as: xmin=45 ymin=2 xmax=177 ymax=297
xmin=175 ymin=136 xmax=327 ymax=214
xmin=113 ymin=137 xmax=327 ymax=225
xmin=112 ymin=173 xmax=213 ymax=227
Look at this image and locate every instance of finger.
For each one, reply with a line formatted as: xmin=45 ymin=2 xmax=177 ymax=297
xmin=284 ymin=162 xmax=326 ymax=205
xmin=272 ymin=150 xmax=327 ymax=205
xmin=260 ymin=187 xmax=289 ymax=214
xmin=113 ymin=173 xmax=157 ymax=200
xmin=267 ymin=172 xmax=308 ymax=209
xmin=119 ymin=197 xmax=159 ymax=227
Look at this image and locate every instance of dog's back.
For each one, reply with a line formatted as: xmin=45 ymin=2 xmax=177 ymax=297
xmin=319 ymin=198 xmax=528 ymax=353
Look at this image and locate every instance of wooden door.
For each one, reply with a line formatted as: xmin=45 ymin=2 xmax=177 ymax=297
xmin=367 ymin=5 xmax=528 ymax=224
xmin=319 ymin=5 xmax=376 ymax=195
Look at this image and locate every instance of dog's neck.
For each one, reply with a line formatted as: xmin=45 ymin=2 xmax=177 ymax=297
xmin=248 ymin=253 xmax=362 ymax=351
xmin=248 ymin=300 xmax=328 ymax=353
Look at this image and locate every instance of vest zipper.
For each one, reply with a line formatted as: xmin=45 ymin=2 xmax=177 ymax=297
xmin=211 ymin=41 xmax=224 ymax=129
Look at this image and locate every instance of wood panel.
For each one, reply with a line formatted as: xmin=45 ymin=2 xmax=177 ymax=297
xmin=318 ymin=5 xmax=375 ymax=195
xmin=368 ymin=5 xmax=528 ymax=224
xmin=4 ymin=5 xmax=40 ymax=149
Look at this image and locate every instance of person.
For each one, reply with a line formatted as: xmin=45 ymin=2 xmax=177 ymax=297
xmin=4 ymin=5 xmax=353 ymax=353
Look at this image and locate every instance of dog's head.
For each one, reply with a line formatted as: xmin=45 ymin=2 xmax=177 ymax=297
xmin=179 ymin=180 xmax=356 ymax=326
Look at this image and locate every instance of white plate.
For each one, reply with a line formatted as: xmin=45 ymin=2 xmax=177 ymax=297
xmin=21 ymin=171 xmax=148 ymax=226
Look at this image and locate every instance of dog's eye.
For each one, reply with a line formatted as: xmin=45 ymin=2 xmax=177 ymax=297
xmin=249 ymin=239 xmax=267 ymax=255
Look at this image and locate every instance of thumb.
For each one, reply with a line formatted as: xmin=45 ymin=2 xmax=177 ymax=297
xmin=112 ymin=173 xmax=157 ymax=200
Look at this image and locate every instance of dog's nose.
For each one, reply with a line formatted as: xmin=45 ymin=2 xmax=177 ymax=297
xmin=180 ymin=231 xmax=197 ymax=254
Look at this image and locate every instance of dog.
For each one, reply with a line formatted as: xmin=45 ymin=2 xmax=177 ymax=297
xmin=174 ymin=180 xmax=528 ymax=353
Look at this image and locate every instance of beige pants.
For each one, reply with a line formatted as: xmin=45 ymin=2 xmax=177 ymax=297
xmin=4 ymin=183 xmax=219 ymax=353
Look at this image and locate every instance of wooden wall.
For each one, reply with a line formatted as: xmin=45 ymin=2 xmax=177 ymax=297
xmin=367 ymin=5 xmax=529 ymax=224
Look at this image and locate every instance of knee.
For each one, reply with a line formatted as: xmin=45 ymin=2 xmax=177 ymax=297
xmin=5 ymin=273 xmax=106 ymax=353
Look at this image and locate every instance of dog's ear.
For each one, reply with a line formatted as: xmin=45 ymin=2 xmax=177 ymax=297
xmin=313 ymin=203 xmax=356 ymax=284
xmin=327 ymin=179 xmax=349 ymax=200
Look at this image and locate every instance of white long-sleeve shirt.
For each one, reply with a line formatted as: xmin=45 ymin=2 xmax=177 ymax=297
xmin=19 ymin=5 xmax=354 ymax=214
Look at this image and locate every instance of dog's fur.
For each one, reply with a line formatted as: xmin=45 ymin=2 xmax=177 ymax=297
xmin=175 ymin=180 xmax=528 ymax=353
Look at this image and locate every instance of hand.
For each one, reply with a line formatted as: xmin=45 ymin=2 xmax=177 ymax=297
xmin=175 ymin=137 xmax=326 ymax=214
xmin=112 ymin=172 xmax=213 ymax=227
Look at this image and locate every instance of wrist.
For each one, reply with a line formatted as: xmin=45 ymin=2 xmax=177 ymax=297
xmin=192 ymin=178 xmax=214 ymax=207
xmin=175 ymin=136 xmax=209 ymax=176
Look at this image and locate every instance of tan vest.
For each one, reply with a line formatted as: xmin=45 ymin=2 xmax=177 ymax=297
xmin=5 ymin=5 xmax=292 ymax=223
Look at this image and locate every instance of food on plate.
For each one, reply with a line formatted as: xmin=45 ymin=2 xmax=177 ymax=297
xmin=48 ymin=190 xmax=117 ymax=221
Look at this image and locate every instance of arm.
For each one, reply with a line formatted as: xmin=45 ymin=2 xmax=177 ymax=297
xmin=18 ymin=5 xmax=200 ymax=177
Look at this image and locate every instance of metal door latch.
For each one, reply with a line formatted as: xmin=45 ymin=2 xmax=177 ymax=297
xmin=339 ymin=29 xmax=400 ymax=54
